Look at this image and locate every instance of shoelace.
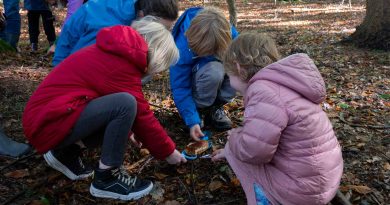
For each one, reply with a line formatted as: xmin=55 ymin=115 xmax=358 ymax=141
xmin=77 ymin=157 xmax=85 ymax=170
xmin=112 ymin=167 xmax=137 ymax=187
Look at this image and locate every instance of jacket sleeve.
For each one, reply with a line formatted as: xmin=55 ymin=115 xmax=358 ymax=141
xmin=228 ymin=87 xmax=288 ymax=164
xmin=52 ymin=13 xmax=84 ymax=66
xmin=170 ymin=61 xmax=201 ymax=128
xmin=98 ymin=66 xmax=176 ymax=160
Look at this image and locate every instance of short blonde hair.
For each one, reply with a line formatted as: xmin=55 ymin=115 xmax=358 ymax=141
xmin=223 ymin=33 xmax=281 ymax=82
xmin=185 ymin=7 xmax=232 ymax=59
xmin=131 ymin=16 xmax=179 ymax=74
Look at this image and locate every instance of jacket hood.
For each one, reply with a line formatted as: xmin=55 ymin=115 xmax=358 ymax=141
xmin=249 ymin=53 xmax=326 ymax=104
xmin=96 ymin=25 xmax=148 ymax=72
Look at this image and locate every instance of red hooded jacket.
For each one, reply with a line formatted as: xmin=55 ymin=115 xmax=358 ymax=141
xmin=22 ymin=25 xmax=175 ymax=160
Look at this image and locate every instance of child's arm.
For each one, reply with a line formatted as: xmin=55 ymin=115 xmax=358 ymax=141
xmin=227 ymin=89 xmax=288 ymax=164
xmin=170 ymin=55 xmax=201 ymax=129
xmin=99 ymin=67 xmax=176 ymax=160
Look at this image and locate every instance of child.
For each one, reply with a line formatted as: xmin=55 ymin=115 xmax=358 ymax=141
xmin=170 ymin=7 xmax=238 ymax=141
xmin=23 ymin=18 xmax=185 ymax=200
xmin=52 ymin=0 xmax=178 ymax=66
xmin=0 ymin=0 xmax=21 ymax=50
xmin=212 ymin=33 xmax=343 ymax=205
xmin=47 ymin=0 xmax=87 ymax=54
xmin=24 ymin=0 xmax=56 ymax=52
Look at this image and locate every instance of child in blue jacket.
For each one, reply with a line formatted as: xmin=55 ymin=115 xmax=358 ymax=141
xmin=52 ymin=0 xmax=178 ymax=66
xmin=170 ymin=7 xmax=238 ymax=141
xmin=24 ymin=0 xmax=56 ymax=52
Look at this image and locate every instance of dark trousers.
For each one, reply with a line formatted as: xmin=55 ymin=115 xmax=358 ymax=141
xmin=27 ymin=10 xmax=56 ymax=44
xmin=56 ymin=93 xmax=137 ymax=167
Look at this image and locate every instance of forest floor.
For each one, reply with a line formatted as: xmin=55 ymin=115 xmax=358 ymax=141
xmin=0 ymin=0 xmax=389 ymax=204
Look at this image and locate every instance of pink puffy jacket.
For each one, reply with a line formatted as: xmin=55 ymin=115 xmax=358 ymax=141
xmin=225 ymin=54 xmax=343 ymax=205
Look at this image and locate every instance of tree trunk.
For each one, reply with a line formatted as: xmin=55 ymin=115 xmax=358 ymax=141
xmin=226 ymin=0 xmax=237 ymax=27
xmin=351 ymin=0 xmax=390 ymax=50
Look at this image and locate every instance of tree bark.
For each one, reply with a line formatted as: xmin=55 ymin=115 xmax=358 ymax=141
xmin=351 ymin=0 xmax=390 ymax=51
xmin=226 ymin=0 xmax=237 ymax=27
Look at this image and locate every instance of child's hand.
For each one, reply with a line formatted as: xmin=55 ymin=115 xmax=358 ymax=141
xmin=190 ymin=124 xmax=204 ymax=141
xmin=166 ymin=149 xmax=187 ymax=164
xmin=211 ymin=149 xmax=226 ymax=162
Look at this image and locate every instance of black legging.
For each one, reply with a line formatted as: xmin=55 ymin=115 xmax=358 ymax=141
xmin=27 ymin=10 xmax=56 ymax=44
xmin=55 ymin=93 xmax=137 ymax=167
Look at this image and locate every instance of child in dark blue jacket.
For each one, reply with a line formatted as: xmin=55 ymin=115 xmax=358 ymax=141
xmin=24 ymin=0 xmax=56 ymax=52
xmin=170 ymin=7 xmax=238 ymax=141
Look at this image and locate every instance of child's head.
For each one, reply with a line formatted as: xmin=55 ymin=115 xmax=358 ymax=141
xmin=185 ymin=7 xmax=232 ymax=59
xmin=131 ymin=16 xmax=179 ymax=75
xmin=224 ymin=33 xmax=280 ymax=82
xmin=136 ymin=0 xmax=179 ymax=29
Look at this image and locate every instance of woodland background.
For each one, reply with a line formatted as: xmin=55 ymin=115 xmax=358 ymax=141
xmin=0 ymin=0 xmax=389 ymax=204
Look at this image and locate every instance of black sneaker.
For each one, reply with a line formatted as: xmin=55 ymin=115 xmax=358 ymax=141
xmin=43 ymin=144 xmax=93 ymax=180
xmin=90 ymin=167 xmax=153 ymax=200
xmin=206 ymin=106 xmax=232 ymax=130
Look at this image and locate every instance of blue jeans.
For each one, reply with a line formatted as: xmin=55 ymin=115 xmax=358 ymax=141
xmin=0 ymin=0 xmax=21 ymax=48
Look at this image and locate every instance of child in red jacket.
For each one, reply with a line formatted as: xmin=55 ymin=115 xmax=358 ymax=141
xmin=23 ymin=17 xmax=184 ymax=200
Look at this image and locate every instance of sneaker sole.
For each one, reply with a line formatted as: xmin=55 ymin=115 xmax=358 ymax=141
xmin=89 ymin=182 xmax=153 ymax=200
xmin=43 ymin=151 xmax=92 ymax=180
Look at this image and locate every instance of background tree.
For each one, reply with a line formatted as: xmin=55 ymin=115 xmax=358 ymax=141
xmin=351 ymin=0 xmax=390 ymax=51
xmin=226 ymin=0 xmax=237 ymax=26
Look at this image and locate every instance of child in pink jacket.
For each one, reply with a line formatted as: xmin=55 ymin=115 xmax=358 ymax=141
xmin=212 ymin=33 xmax=343 ymax=205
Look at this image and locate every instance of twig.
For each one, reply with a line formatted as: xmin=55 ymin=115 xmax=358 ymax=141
xmin=212 ymin=131 xmax=227 ymax=138
xmin=76 ymin=193 xmax=96 ymax=203
xmin=3 ymin=174 xmax=61 ymax=205
xmin=338 ymin=113 xmax=389 ymax=129
xmin=136 ymin=156 xmax=154 ymax=174
xmin=149 ymin=103 xmax=176 ymax=113
xmin=175 ymin=176 xmax=193 ymax=203
xmin=0 ymin=151 xmax=36 ymax=172
xmin=190 ymin=161 xmax=198 ymax=205
xmin=126 ymin=155 xmax=152 ymax=173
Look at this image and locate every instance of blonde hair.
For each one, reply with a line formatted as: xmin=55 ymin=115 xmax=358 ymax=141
xmin=185 ymin=7 xmax=232 ymax=59
xmin=131 ymin=16 xmax=179 ymax=74
xmin=223 ymin=33 xmax=281 ymax=82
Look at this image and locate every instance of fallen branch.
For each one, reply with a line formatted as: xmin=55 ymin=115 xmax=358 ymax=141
xmin=338 ymin=113 xmax=389 ymax=129
xmin=149 ymin=103 xmax=176 ymax=113
xmin=190 ymin=161 xmax=198 ymax=205
xmin=125 ymin=155 xmax=153 ymax=174
xmin=136 ymin=156 xmax=154 ymax=174
xmin=0 ymin=151 xmax=36 ymax=172
xmin=3 ymin=173 xmax=61 ymax=205
xmin=175 ymin=176 xmax=193 ymax=204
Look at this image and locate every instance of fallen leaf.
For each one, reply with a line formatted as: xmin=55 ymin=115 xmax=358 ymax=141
xmin=140 ymin=148 xmax=150 ymax=156
xmin=4 ymin=169 xmax=29 ymax=178
xmin=209 ymin=180 xmax=223 ymax=192
xmin=164 ymin=200 xmax=181 ymax=205
xmin=384 ymin=162 xmax=390 ymax=171
xmin=231 ymin=177 xmax=241 ymax=187
xmin=155 ymin=172 xmax=168 ymax=180
xmin=150 ymin=182 xmax=165 ymax=201
xmin=343 ymin=185 xmax=372 ymax=194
